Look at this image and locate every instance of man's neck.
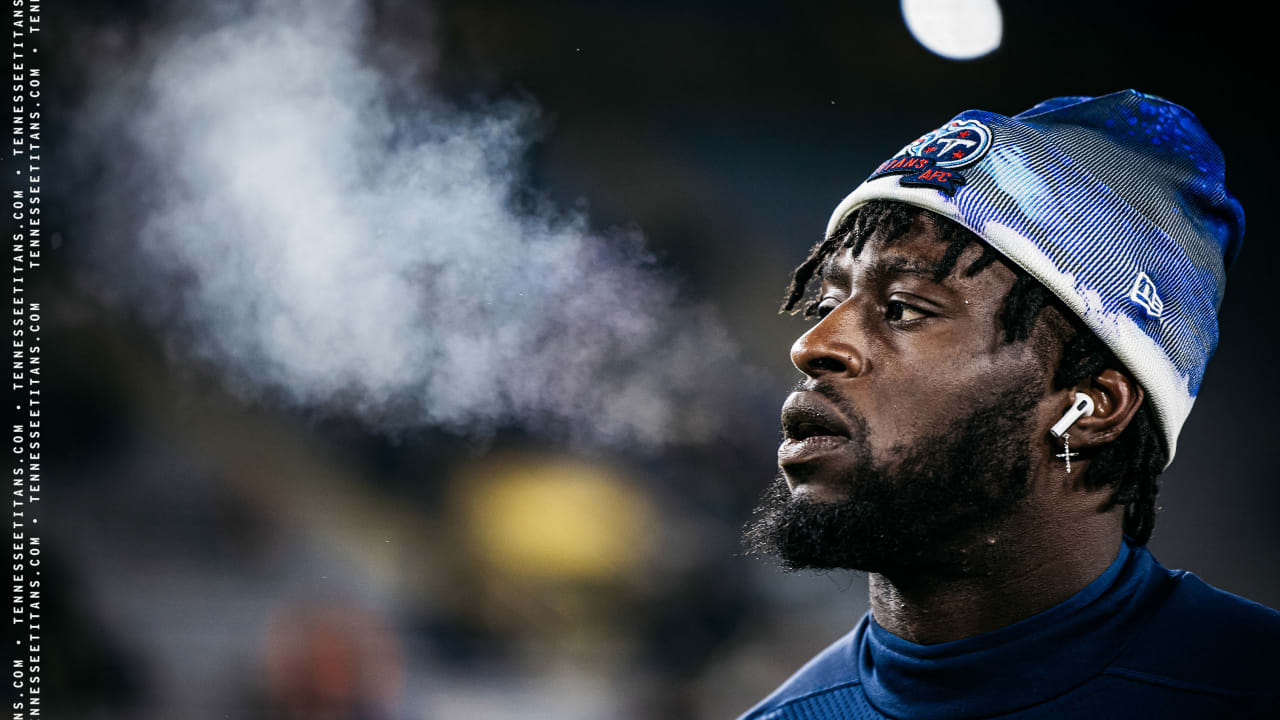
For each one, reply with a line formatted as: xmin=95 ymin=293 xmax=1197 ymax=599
xmin=867 ymin=523 xmax=1123 ymax=645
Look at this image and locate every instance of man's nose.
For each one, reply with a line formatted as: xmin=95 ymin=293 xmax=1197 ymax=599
xmin=790 ymin=316 xmax=866 ymax=380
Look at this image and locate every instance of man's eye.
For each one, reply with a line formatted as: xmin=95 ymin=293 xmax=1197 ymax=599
xmin=886 ymin=300 xmax=928 ymax=324
xmin=814 ymin=298 xmax=840 ymax=319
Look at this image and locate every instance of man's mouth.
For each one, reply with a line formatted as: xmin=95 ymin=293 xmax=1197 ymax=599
xmin=781 ymin=392 xmax=852 ymax=440
xmin=778 ymin=392 xmax=854 ymax=469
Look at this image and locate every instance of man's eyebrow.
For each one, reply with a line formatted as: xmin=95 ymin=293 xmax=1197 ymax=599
xmin=818 ymin=255 xmax=850 ymax=286
xmin=819 ymin=254 xmax=943 ymax=288
xmin=869 ymin=256 xmax=942 ymax=282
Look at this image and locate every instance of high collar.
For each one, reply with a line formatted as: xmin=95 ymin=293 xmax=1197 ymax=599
xmin=855 ymin=537 xmax=1174 ymax=719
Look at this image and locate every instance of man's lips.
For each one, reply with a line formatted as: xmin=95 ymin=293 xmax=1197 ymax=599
xmin=778 ymin=435 xmax=850 ymax=465
xmin=781 ymin=391 xmax=852 ymax=441
xmin=778 ymin=391 xmax=854 ymax=469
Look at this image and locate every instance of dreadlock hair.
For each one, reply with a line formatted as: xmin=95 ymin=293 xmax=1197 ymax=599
xmin=780 ymin=199 xmax=1166 ymax=545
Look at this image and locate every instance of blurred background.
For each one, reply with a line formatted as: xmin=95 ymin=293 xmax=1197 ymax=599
xmin=31 ymin=1 xmax=1277 ymax=718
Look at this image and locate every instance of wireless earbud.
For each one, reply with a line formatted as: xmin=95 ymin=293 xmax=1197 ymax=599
xmin=1049 ymin=392 xmax=1094 ymax=438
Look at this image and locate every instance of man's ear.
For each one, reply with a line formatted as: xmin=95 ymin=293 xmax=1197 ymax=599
xmin=1071 ymin=368 xmax=1145 ymax=448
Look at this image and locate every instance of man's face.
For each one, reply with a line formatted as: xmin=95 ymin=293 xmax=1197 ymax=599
xmin=747 ymin=215 xmax=1063 ymax=576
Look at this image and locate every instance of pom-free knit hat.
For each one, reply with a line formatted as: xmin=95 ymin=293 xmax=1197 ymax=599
xmin=826 ymin=89 xmax=1244 ymax=468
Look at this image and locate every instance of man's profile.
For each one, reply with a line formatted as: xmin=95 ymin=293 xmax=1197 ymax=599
xmin=740 ymin=90 xmax=1279 ymax=719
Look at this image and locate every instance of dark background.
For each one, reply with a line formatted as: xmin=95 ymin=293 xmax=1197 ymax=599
xmin=36 ymin=2 xmax=1276 ymax=718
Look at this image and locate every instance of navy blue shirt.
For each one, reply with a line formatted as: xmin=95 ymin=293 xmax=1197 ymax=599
xmin=740 ymin=538 xmax=1280 ymax=719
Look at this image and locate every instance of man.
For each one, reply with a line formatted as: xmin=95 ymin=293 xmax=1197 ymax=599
xmin=740 ymin=90 xmax=1280 ymax=719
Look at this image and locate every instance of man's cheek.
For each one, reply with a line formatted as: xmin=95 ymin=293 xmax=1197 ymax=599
xmin=864 ymin=404 xmax=935 ymax=456
xmin=870 ymin=373 xmax=984 ymax=441
xmin=929 ymin=351 xmax=1025 ymax=402
xmin=887 ymin=369 xmax=971 ymax=408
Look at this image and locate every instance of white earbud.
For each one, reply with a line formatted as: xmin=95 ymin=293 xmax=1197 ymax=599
xmin=1049 ymin=392 xmax=1095 ymax=439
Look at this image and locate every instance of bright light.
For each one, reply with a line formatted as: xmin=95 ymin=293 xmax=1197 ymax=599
xmin=901 ymin=0 xmax=1003 ymax=61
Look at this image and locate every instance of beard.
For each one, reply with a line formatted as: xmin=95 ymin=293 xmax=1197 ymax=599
xmin=744 ymin=378 xmax=1043 ymax=577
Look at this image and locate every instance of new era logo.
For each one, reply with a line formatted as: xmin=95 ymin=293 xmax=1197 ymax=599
xmin=1128 ymin=271 xmax=1164 ymax=318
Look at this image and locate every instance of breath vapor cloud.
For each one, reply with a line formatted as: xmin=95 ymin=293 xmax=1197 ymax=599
xmin=73 ymin=0 xmax=744 ymax=448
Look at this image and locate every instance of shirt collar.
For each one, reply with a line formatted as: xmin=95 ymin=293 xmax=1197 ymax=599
xmin=856 ymin=537 xmax=1172 ymax=719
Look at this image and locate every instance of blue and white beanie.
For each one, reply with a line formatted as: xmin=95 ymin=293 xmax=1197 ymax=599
xmin=826 ymin=89 xmax=1244 ymax=468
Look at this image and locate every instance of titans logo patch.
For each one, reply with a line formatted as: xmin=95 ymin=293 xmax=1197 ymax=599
xmin=868 ymin=119 xmax=994 ymax=196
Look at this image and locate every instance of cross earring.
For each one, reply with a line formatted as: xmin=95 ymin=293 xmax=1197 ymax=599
xmin=1055 ymin=432 xmax=1080 ymax=474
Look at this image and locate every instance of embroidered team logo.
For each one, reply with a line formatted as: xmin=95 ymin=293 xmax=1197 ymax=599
xmin=1128 ymin=271 xmax=1164 ymax=318
xmin=868 ymin=119 xmax=994 ymax=196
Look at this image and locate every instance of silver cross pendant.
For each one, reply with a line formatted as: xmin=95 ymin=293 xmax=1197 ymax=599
xmin=1055 ymin=432 xmax=1080 ymax=474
